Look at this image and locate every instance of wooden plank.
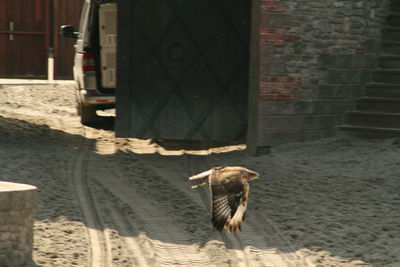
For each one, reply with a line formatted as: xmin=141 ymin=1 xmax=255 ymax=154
xmin=0 ymin=0 xmax=47 ymax=78
xmin=0 ymin=0 xmax=8 ymax=76
xmin=54 ymin=0 xmax=85 ymax=79
xmin=0 ymin=0 xmax=7 ymax=30
xmin=0 ymin=0 xmax=83 ymax=78
xmin=0 ymin=35 xmax=7 ymax=76
xmin=5 ymin=35 xmax=47 ymax=78
xmin=10 ymin=0 xmax=46 ymax=31
xmin=0 ymin=31 xmax=45 ymax=34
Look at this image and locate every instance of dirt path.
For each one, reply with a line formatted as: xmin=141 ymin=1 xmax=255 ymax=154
xmin=0 ymin=83 xmax=399 ymax=266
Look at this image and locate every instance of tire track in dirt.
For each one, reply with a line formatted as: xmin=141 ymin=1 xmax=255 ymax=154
xmin=90 ymin=155 xmax=214 ymax=266
xmin=92 ymin=179 xmax=150 ymax=267
xmin=134 ymin=153 xmax=254 ymax=266
xmin=72 ymin=128 xmax=154 ymax=266
xmin=67 ymin=119 xmax=312 ymax=266
xmin=68 ymin=140 xmax=112 ymax=267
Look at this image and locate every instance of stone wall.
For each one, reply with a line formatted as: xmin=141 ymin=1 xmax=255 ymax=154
xmin=256 ymin=0 xmax=390 ymax=147
xmin=0 ymin=182 xmax=37 ymax=267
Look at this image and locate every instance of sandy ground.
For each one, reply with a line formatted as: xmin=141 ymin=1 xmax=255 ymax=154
xmin=0 ymin=83 xmax=399 ymax=267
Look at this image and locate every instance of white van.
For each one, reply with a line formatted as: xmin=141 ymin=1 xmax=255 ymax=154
xmin=60 ymin=0 xmax=116 ymax=125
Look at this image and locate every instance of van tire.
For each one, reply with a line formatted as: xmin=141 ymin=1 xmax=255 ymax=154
xmin=78 ymin=103 xmax=97 ymax=125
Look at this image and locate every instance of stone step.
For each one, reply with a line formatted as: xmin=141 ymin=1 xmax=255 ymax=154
xmin=371 ymin=70 xmax=400 ymax=84
xmin=382 ymin=27 xmax=400 ymax=41
xmin=337 ymin=125 xmax=400 ymax=139
xmin=382 ymin=41 xmax=400 ymax=55
xmin=387 ymin=13 xmax=400 ymax=26
xmin=345 ymin=111 xmax=400 ymax=128
xmin=356 ymin=97 xmax=400 ymax=113
xmin=391 ymin=2 xmax=400 ymax=13
xmin=365 ymin=83 xmax=400 ymax=98
xmin=379 ymin=55 xmax=400 ymax=68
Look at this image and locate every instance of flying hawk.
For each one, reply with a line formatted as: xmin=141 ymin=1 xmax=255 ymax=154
xmin=189 ymin=166 xmax=260 ymax=232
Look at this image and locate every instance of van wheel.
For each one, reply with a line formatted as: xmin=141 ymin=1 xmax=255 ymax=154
xmin=78 ymin=103 xmax=97 ymax=125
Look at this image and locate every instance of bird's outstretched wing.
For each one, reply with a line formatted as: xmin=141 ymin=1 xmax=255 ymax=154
xmin=210 ymin=173 xmax=248 ymax=232
xmin=189 ymin=166 xmax=258 ymax=232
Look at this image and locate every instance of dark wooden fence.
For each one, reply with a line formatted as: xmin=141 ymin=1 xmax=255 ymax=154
xmin=53 ymin=0 xmax=84 ymax=79
xmin=0 ymin=0 xmax=84 ymax=79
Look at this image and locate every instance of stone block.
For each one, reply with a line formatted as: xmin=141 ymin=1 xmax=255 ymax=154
xmin=261 ymin=56 xmax=287 ymax=75
xmin=312 ymin=100 xmax=355 ymax=114
xmin=254 ymin=0 xmax=388 ymax=149
xmin=335 ymin=84 xmax=364 ymax=98
xmin=319 ymin=115 xmax=344 ymax=129
xmin=317 ymin=84 xmax=336 ymax=99
xmin=317 ymin=84 xmax=364 ymax=99
xmin=257 ymin=129 xmax=334 ymax=146
xmin=0 ymin=192 xmax=10 ymax=211
xmin=318 ymin=54 xmax=377 ymax=69
xmin=10 ymin=191 xmax=25 ymax=210
xmin=0 ymin=182 xmax=37 ymax=267
xmin=366 ymin=38 xmax=381 ymax=52
xmin=260 ymin=13 xmax=297 ymax=28
xmin=258 ymin=100 xmax=313 ymax=116
xmin=259 ymin=114 xmax=343 ymax=132
xmin=0 ymin=232 xmax=11 ymax=241
xmin=23 ymin=190 xmax=37 ymax=209
xmin=325 ymin=70 xmax=370 ymax=84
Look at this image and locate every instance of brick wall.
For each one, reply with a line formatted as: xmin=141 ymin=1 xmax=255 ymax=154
xmin=256 ymin=0 xmax=390 ymax=147
xmin=0 ymin=182 xmax=37 ymax=267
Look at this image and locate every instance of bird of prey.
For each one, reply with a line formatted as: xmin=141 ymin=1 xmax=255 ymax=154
xmin=189 ymin=166 xmax=260 ymax=232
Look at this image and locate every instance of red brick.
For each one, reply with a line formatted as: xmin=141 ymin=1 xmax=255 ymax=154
xmin=355 ymin=47 xmax=366 ymax=54
xmin=259 ymin=94 xmax=300 ymax=101
xmin=260 ymin=82 xmax=298 ymax=89
xmin=264 ymin=82 xmax=285 ymax=88
xmin=263 ymin=34 xmax=283 ymax=40
xmin=259 ymin=95 xmax=276 ymax=101
xmin=283 ymin=83 xmax=299 ymax=89
xmin=261 ymin=0 xmax=278 ymax=5
xmin=261 ymin=76 xmax=301 ymax=83
xmin=276 ymin=94 xmax=300 ymax=101
xmin=262 ymin=6 xmax=284 ymax=12
xmin=286 ymin=77 xmax=302 ymax=82
xmin=273 ymin=40 xmax=285 ymax=46
xmin=260 ymin=88 xmax=294 ymax=94
xmin=275 ymin=28 xmax=287 ymax=34
xmin=283 ymin=34 xmax=298 ymax=41
xmin=329 ymin=18 xmax=344 ymax=24
xmin=260 ymin=28 xmax=287 ymax=34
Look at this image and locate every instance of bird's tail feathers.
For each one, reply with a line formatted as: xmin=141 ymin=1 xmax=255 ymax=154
xmin=225 ymin=203 xmax=247 ymax=232
xmin=226 ymin=221 xmax=241 ymax=232
xmin=188 ymin=169 xmax=212 ymax=180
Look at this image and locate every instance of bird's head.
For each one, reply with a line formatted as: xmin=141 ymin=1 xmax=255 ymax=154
xmin=242 ymin=168 xmax=260 ymax=181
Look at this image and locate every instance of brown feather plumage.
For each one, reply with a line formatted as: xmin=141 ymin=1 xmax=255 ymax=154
xmin=189 ymin=166 xmax=259 ymax=232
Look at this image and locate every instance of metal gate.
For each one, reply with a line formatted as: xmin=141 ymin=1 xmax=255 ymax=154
xmin=0 ymin=0 xmax=48 ymax=78
xmin=117 ymin=0 xmax=251 ymax=141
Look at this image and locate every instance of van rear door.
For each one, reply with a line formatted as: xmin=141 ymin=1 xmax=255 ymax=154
xmin=98 ymin=2 xmax=117 ymax=89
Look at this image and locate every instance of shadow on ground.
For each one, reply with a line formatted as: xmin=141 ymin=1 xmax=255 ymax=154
xmin=0 ymin=115 xmax=398 ymax=266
